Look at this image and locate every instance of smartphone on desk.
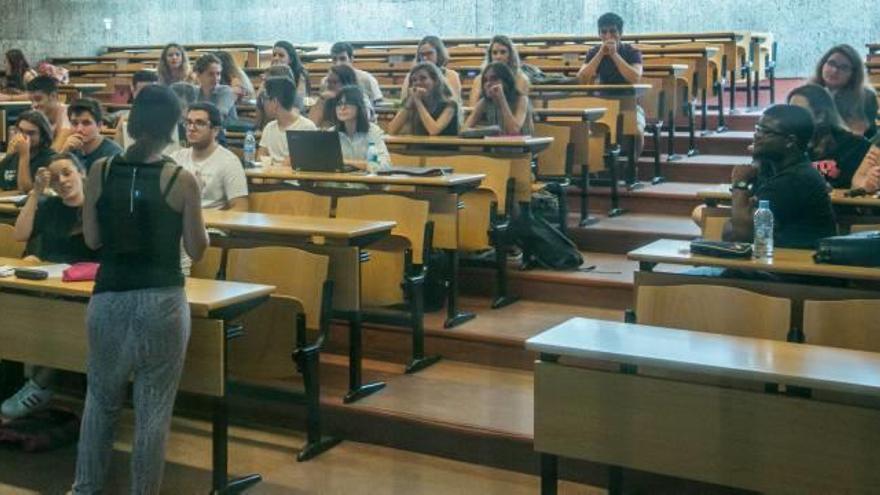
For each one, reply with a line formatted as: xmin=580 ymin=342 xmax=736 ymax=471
xmin=14 ymin=267 xmax=49 ymax=280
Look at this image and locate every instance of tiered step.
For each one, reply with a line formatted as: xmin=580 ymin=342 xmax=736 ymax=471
xmin=638 ymin=153 xmax=750 ymax=184
xmin=582 ymin=181 xmax=711 ymax=216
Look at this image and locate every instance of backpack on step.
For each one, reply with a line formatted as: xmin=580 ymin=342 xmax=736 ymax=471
xmin=513 ymin=214 xmax=583 ymax=270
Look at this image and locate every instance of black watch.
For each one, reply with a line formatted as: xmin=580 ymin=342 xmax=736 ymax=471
xmin=730 ymin=180 xmax=752 ymax=193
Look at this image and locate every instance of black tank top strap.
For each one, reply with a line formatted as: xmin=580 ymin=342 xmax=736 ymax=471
xmin=161 ymin=165 xmax=184 ymax=200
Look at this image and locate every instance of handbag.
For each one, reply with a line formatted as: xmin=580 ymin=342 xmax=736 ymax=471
xmin=814 ymin=231 xmax=880 ymax=267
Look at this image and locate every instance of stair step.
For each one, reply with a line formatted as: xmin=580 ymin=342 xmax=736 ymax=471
xmin=570 ymin=212 xmax=699 ymax=254
xmin=637 ymin=154 xmax=750 ymax=183
xmin=576 ymin=181 xmax=710 ymax=216
xmin=667 ymin=130 xmax=753 ymax=156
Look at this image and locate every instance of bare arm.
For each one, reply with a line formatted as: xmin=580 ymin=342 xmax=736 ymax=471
xmin=468 ymin=75 xmax=482 ymax=107
xmin=610 ymin=57 xmax=642 ymax=84
xmin=15 ymin=148 xmax=33 ymax=193
xmin=464 ymin=98 xmax=487 ymax=129
xmin=722 ymin=164 xmax=759 ymax=242
xmin=413 ymin=100 xmax=455 ymax=136
xmin=446 ymin=70 xmax=462 ymax=101
xmin=387 ymin=107 xmax=410 ymax=135
xmin=577 ymin=50 xmax=604 ymax=84
xmin=175 ymin=170 xmax=209 ymax=261
xmin=851 ymin=145 xmax=880 ymax=192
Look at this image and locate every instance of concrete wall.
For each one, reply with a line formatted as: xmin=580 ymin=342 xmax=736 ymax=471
xmin=1 ymin=0 xmax=877 ymax=77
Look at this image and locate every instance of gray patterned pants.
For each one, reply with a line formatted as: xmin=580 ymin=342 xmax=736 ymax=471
xmin=73 ymin=287 xmax=190 ymax=495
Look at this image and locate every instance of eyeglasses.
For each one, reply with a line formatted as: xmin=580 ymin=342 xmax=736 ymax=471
xmin=754 ymin=124 xmax=789 ymax=138
xmin=184 ymin=119 xmax=211 ymax=129
xmin=335 ymin=100 xmax=356 ymax=108
xmin=599 ymin=27 xmax=620 ymax=35
xmin=824 ymin=59 xmax=853 ymax=73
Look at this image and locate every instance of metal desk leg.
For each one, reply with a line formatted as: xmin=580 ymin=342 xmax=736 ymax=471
xmin=444 ymin=249 xmax=476 ymax=328
xmin=343 ymin=311 xmax=386 ymax=403
xmin=541 ymin=453 xmax=558 ymax=495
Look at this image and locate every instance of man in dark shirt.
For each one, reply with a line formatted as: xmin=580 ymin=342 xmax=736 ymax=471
xmin=59 ymin=97 xmax=121 ymax=172
xmin=578 ymin=12 xmax=644 ymax=85
xmin=0 ymin=110 xmax=56 ymax=191
xmin=725 ymin=105 xmax=836 ymax=249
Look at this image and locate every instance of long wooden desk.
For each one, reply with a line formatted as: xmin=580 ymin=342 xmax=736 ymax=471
xmin=0 ymin=256 xmax=274 ymax=493
xmin=242 ymin=169 xmax=484 ymax=328
xmin=202 ymin=209 xmax=395 ymax=402
xmin=527 ymin=317 xmax=880 ymax=494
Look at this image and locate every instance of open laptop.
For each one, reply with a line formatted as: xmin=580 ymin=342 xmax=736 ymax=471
xmin=285 ymin=130 xmax=357 ymax=173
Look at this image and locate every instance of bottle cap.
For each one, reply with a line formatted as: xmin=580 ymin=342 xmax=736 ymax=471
xmin=758 ymin=199 xmax=770 ymax=209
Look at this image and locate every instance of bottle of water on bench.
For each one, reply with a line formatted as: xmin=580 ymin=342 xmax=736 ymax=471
xmin=753 ymin=199 xmax=774 ymax=260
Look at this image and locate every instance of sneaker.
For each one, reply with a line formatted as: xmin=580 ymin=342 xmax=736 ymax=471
xmin=1 ymin=379 xmax=53 ymax=419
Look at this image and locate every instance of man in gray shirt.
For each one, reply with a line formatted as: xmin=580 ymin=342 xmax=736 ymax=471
xmin=193 ymin=53 xmax=237 ymax=123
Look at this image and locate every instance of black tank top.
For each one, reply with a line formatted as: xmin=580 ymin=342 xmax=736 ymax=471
xmin=93 ymin=156 xmax=185 ymax=294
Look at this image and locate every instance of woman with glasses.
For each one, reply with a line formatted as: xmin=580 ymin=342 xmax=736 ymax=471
xmin=811 ymin=44 xmax=877 ymax=138
xmin=333 ymin=85 xmax=390 ymax=172
xmin=400 ymin=36 xmax=462 ymax=101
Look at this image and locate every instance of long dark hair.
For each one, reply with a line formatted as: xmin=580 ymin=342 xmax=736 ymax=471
xmin=483 ymin=35 xmax=521 ymax=73
xmin=158 ymin=43 xmax=191 ymax=85
xmin=126 ymin=85 xmax=182 ymax=162
xmin=274 ymin=41 xmax=310 ymax=95
xmin=810 ymin=44 xmax=873 ymax=129
xmin=787 ymin=83 xmax=850 ymax=157
xmin=332 ymin=85 xmax=371 ymax=133
xmin=407 ymin=62 xmax=458 ymax=135
xmin=15 ymin=110 xmax=53 ymax=151
xmin=479 ymin=62 xmax=521 ymax=108
xmin=5 ymin=49 xmax=31 ymax=90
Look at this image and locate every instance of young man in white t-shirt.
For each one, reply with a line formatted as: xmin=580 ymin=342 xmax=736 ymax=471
xmin=258 ymin=76 xmax=317 ymax=167
xmin=171 ymin=102 xmax=249 ymax=210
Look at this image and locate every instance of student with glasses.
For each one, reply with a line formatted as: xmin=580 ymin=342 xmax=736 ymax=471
xmin=332 ymin=85 xmax=391 ymax=171
xmin=0 ymin=110 xmax=56 ymax=191
xmin=401 ymin=36 xmax=462 ymax=101
xmin=726 ymin=105 xmax=836 ymax=249
xmin=811 ymin=44 xmax=878 ymax=139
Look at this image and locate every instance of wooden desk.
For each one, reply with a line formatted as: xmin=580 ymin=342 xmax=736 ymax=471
xmin=527 ymin=317 xmax=880 ymax=494
xmin=0 ymin=256 xmax=273 ymax=492
xmin=383 ymin=135 xmax=552 ymax=205
xmin=242 ymin=169 xmax=484 ymax=328
xmin=201 ymin=209 xmax=395 ymax=402
xmin=530 ymin=84 xmax=650 ymax=188
xmin=700 ymin=184 xmax=880 ymax=208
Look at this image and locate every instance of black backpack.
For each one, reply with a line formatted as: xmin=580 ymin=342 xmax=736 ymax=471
xmin=513 ymin=213 xmax=584 ymax=270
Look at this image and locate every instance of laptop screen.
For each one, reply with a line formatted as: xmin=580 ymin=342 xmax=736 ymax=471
xmin=285 ymin=130 xmax=347 ymax=172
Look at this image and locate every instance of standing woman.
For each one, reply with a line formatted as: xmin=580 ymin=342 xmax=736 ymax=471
xmin=272 ymin=41 xmax=311 ymax=100
xmin=468 ymin=35 xmax=530 ymax=107
xmin=401 ymin=36 xmax=462 ymax=101
xmin=157 ymin=42 xmax=193 ymax=86
xmin=215 ymin=50 xmax=256 ymax=102
xmin=1 ymin=49 xmax=38 ymax=100
xmin=74 ymin=85 xmax=207 ymax=495
xmin=387 ymin=62 xmax=460 ymax=136
xmin=811 ymin=44 xmax=878 ymax=139
xmin=464 ymin=62 xmax=533 ymax=136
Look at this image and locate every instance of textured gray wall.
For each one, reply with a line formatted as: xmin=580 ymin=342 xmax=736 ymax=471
xmin=1 ymin=0 xmax=877 ymax=77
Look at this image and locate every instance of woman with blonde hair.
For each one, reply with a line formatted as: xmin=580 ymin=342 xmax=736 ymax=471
xmin=388 ymin=62 xmax=460 ymax=136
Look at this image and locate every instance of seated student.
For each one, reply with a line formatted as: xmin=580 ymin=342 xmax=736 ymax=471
xmin=27 ymin=75 xmax=71 ymax=149
xmin=321 ymin=42 xmax=383 ymax=104
xmin=116 ymin=76 xmax=188 ymax=155
xmin=171 ymin=102 xmax=249 ymax=210
xmin=258 ymin=76 xmax=317 ymax=167
xmin=401 ymin=36 xmax=462 ymax=101
xmin=725 ymin=105 xmax=836 ymax=249
xmin=468 ymin=35 xmax=530 ymax=107
xmin=786 ymin=84 xmax=871 ymax=189
xmin=158 ymin=42 xmax=193 ymax=86
xmin=333 ymin=85 xmax=391 ymax=171
xmin=310 ymin=64 xmax=372 ymax=128
xmin=852 ymin=138 xmax=880 ymax=193
xmin=464 ymin=62 xmax=533 ymax=135
xmin=388 ymin=62 xmax=460 ymax=136
xmin=0 ymin=153 xmax=96 ymax=420
xmin=0 ymin=49 xmax=38 ymax=101
xmin=272 ymin=40 xmax=311 ymax=100
xmin=59 ymin=98 xmax=122 ymax=172
xmin=193 ymin=53 xmax=237 ymax=124
xmin=0 ymin=111 xmax=56 ymax=192
xmin=811 ymin=45 xmax=878 ymax=139
xmin=215 ymin=50 xmax=256 ymax=103
xmin=114 ymin=70 xmax=159 ymax=140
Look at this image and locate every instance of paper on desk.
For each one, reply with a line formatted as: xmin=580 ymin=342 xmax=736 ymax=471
xmin=39 ymin=264 xmax=71 ymax=279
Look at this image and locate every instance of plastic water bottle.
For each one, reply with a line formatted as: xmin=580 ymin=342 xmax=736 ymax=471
xmin=366 ymin=140 xmax=379 ymax=174
xmin=753 ymin=199 xmax=774 ymax=260
xmin=243 ymin=131 xmax=256 ymax=164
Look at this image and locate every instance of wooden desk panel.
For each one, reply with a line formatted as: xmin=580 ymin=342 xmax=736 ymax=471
xmin=203 ymin=210 xmax=395 ymax=242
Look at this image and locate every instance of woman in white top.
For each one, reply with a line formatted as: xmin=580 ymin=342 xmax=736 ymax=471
xmin=333 ymin=85 xmax=390 ymax=171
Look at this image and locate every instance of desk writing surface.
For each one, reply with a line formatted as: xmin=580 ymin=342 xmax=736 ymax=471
xmin=526 ymin=317 xmax=880 ymax=396
xmin=384 ymin=135 xmax=553 ymax=151
xmin=532 ymin=107 xmax=606 ymax=122
xmin=628 ymin=238 xmax=880 ymax=281
xmin=699 ymin=185 xmax=880 ymax=208
xmin=203 ymin=209 xmax=395 ymax=239
xmin=244 ymin=168 xmax=485 ymax=188
xmin=0 ymin=256 xmax=275 ymax=318
xmin=529 ymin=84 xmax=651 ymax=97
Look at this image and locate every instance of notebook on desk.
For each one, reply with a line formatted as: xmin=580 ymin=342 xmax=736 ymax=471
xmin=286 ymin=130 xmax=358 ymax=173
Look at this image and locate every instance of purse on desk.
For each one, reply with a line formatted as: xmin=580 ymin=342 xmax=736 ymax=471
xmin=814 ymin=231 xmax=880 ymax=267
xmin=690 ymin=240 xmax=753 ymax=259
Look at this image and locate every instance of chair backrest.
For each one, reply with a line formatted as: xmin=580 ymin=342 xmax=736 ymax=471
xmin=545 ymin=96 xmax=620 ymax=145
xmin=803 ymin=299 xmax=880 ymax=352
xmin=0 ymin=224 xmax=25 ymax=258
xmin=336 ymin=195 xmax=430 ymax=264
xmin=532 ymin=122 xmax=573 ymax=178
xmin=639 ymin=76 xmax=666 ymax=122
xmin=226 ymin=246 xmax=329 ymax=329
xmin=636 ymin=284 xmax=791 ymax=341
xmin=249 ymin=190 xmax=332 ymax=217
xmin=699 ymin=206 xmax=732 ymax=241
xmin=189 ymin=246 xmax=223 ymax=279
xmin=423 ymin=154 xmax=512 ymax=213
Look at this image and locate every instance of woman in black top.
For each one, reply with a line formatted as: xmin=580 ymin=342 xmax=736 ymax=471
xmin=0 ymin=153 xmax=96 ymax=420
xmin=787 ymin=83 xmax=872 ymax=189
xmin=388 ymin=62 xmax=460 ymax=136
xmin=811 ymin=44 xmax=878 ymax=139
xmin=74 ymin=85 xmax=207 ymax=495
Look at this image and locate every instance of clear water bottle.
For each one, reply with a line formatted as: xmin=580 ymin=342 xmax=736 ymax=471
xmin=243 ymin=130 xmax=257 ymax=164
xmin=366 ymin=140 xmax=379 ymax=174
xmin=753 ymin=199 xmax=774 ymax=260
